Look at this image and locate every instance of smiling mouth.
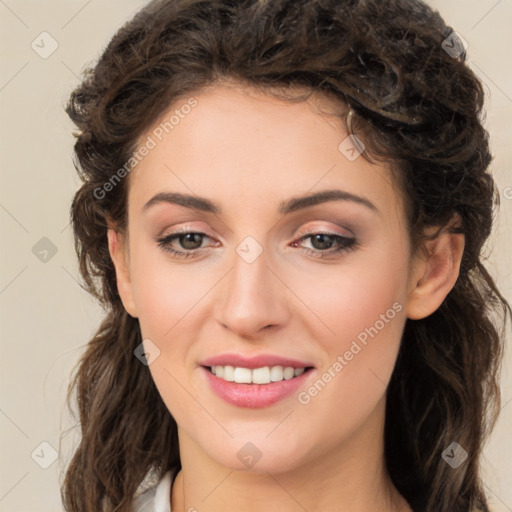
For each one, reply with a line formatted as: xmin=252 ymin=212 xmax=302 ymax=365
xmin=204 ymin=365 xmax=315 ymax=384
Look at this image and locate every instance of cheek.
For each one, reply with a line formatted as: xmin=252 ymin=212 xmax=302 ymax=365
xmin=129 ymin=238 xmax=209 ymax=339
xmin=290 ymin=239 xmax=409 ymax=351
xmin=130 ymin=250 xmax=206 ymax=422
xmin=290 ymin=245 xmax=408 ymax=430
xmin=128 ymin=245 xmax=212 ymax=411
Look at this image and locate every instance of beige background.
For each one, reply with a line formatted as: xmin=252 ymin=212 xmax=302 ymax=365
xmin=0 ymin=1 xmax=510 ymax=510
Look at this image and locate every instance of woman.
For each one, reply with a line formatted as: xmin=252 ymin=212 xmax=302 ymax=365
xmin=60 ymin=0 xmax=511 ymax=511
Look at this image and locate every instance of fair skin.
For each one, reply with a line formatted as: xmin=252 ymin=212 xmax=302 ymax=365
xmin=107 ymin=83 xmax=464 ymax=512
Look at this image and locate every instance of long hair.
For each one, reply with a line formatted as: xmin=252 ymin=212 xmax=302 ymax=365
xmin=61 ymin=1 xmax=511 ymax=510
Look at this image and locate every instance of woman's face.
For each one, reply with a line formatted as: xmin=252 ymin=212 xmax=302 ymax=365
xmin=114 ymin=84 xmax=419 ymax=473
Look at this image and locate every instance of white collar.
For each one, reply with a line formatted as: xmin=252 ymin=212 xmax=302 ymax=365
xmin=154 ymin=471 xmax=172 ymax=512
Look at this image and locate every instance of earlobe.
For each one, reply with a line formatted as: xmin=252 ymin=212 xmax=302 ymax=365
xmin=107 ymin=224 xmax=138 ymax=318
xmin=406 ymin=226 xmax=465 ymax=320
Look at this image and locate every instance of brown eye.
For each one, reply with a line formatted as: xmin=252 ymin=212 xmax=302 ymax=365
xmin=156 ymin=231 xmax=212 ymax=258
xmin=175 ymin=233 xmax=205 ymax=250
xmin=292 ymin=232 xmax=357 ymax=258
xmin=309 ymin=233 xmax=336 ymax=250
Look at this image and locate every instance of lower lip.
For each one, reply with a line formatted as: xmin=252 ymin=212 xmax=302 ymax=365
xmin=202 ymin=366 xmax=314 ymax=408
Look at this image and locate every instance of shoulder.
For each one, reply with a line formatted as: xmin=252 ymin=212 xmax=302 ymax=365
xmin=132 ymin=471 xmax=173 ymax=512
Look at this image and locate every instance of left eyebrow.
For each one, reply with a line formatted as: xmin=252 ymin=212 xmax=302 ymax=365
xmin=278 ymin=189 xmax=379 ymax=215
xmin=142 ymin=189 xmax=379 ymax=215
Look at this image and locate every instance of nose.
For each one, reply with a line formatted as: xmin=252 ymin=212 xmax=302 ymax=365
xmin=214 ymin=246 xmax=291 ymax=339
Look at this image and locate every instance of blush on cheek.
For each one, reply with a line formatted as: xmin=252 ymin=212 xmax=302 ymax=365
xmin=315 ymin=288 xmax=405 ymax=407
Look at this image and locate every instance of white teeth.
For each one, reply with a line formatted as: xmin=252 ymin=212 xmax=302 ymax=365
xmin=270 ymin=365 xmax=284 ymax=382
xmin=283 ymin=367 xmax=295 ymax=380
xmin=223 ymin=365 xmax=235 ymax=381
xmin=233 ymin=367 xmax=252 ymax=384
xmin=211 ymin=365 xmax=307 ymax=384
xmin=252 ymin=366 xmax=270 ymax=384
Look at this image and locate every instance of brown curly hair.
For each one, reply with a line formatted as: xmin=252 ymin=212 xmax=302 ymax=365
xmin=60 ymin=1 xmax=511 ymax=511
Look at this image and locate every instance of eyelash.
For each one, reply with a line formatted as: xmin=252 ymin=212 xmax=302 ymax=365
xmin=156 ymin=229 xmax=357 ymax=260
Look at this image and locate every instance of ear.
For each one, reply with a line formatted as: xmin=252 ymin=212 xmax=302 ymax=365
xmin=406 ymin=218 xmax=465 ymax=320
xmin=106 ymin=219 xmax=138 ymax=318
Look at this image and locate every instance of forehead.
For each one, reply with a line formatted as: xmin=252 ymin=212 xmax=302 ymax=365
xmin=127 ymin=84 xmax=403 ymax=224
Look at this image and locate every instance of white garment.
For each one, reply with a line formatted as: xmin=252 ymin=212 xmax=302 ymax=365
xmin=132 ymin=471 xmax=172 ymax=512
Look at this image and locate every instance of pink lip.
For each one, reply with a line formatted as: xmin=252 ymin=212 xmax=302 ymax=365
xmin=202 ymin=367 xmax=314 ymax=408
xmin=199 ymin=353 xmax=314 ymax=369
xmin=199 ymin=353 xmax=316 ymax=408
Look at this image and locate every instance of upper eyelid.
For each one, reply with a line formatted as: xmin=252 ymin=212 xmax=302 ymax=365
xmin=295 ymin=224 xmax=354 ymax=238
xmin=158 ymin=225 xmax=215 ymax=239
xmin=161 ymin=220 xmax=354 ymax=238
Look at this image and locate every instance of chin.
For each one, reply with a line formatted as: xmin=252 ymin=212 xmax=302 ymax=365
xmin=203 ymin=435 xmax=311 ymax=474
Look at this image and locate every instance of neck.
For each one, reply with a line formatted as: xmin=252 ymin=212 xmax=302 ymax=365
xmin=171 ymin=397 xmax=411 ymax=512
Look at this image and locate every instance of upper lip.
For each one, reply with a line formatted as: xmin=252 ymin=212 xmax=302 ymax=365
xmin=200 ymin=353 xmax=314 ymax=369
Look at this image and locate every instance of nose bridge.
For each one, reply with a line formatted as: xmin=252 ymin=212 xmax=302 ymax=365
xmin=214 ymin=237 xmax=289 ymax=336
